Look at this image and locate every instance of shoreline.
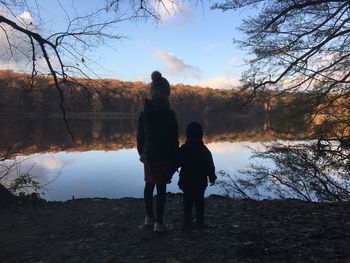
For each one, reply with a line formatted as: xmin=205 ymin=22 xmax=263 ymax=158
xmin=1 ymin=194 xmax=350 ymax=262
xmin=0 ymin=112 xmax=138 ymax=119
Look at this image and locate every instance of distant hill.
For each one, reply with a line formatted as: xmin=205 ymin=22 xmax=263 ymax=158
xmin=0 ymin=70 xmax=266 ymax=118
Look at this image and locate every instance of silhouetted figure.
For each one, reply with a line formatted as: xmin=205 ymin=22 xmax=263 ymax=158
xmin=177 ymin=121 xmax=216 ymax=229
xmin=137 ymin=71 xmax=179 ymax=232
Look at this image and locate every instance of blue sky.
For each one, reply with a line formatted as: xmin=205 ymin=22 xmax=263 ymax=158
xmin=0 ymin=0 xmax=256 ymax=88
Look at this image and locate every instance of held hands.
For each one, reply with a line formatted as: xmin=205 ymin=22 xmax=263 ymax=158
xmin=210 ymin=178 xmax=216 ymax=186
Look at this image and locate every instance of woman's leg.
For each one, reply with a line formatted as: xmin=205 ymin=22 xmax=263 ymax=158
xmin=155 ymin=183 xmax=167 ymax=224
xmin=144 ymin=183 xmax=155 ymax=218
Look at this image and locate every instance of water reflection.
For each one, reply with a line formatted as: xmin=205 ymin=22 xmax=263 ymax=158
xmin=0 ymin=117 xmax=304 ymax=201
xmin=0 ymin=116 xmax=306 ymax=157
xmin=5 ymin=142 xmax=267 ymax=201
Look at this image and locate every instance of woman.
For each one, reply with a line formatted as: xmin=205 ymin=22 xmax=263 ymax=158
xmin=137 ymin=71 xmax=179 ymax=232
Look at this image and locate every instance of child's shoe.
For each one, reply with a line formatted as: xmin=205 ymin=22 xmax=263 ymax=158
xmin=144 ymin=216 xmax=154 ymax=226
xmin=154 ymin=222 xmax=168 ymax=232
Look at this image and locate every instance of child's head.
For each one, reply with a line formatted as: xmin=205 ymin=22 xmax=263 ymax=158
xmin=186 ymin=121 xmax=203 ymax=141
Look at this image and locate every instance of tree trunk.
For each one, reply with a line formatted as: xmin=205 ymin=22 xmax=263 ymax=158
xmin=0 ymin=184 xmax=17 ymax=207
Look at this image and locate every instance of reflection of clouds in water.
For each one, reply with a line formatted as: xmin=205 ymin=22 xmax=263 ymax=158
xmin=11 ymin=153 xmax=75 ymax=186
xmin=206 ymin=142 xmax=255 ymax=175
xmin=208 ymin=142 xmax=240 ymax=153
xmin=208 ymin=140 xmax=307 ymax=157
xmin=1 ymin=141 xmax=300 ymax=200
xmin=36 ymin=155 xmax=62 ymax=170
xmin=207 ymin=142 xmax=266 ymax=158
xmin=207 ymin=141 xmax=263 ymax=153
xmin=18 ymin=153 xmax=75 ymax=171
xmin=206 ymin=141 xmax=275 ymax=178
xmin=262 ymin=140 xmax=312 ymax=147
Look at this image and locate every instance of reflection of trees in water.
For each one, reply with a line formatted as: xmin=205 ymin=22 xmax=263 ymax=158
xmin=0 ymin=115 xmax=307 ymax=156
xmin=219 ymin=140 xmax=350 ymax=202
xmin=0 ymin=151 xmax=69 ymax=199
xmin=0 ymin=117 xmax=137 ymax=155
xmin=1 ymin=156 xmax=45 ymax=196
xmin=2 ymin=117 xmax=348 ymax=202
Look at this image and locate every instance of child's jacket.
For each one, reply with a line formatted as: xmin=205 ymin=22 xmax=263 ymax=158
xmin=177 ymin=140 xmax=216 ymax=191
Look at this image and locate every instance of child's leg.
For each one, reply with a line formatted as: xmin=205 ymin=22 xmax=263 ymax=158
xmin=155 ymin=183 xmax=167 ymax=224
xmin=183 ymin=191 xmax=194 ymax=227
xmin=144 ymin=183 xmax=155 ymax=218
xmin=194 ymin=190 xmax=205 ymax=226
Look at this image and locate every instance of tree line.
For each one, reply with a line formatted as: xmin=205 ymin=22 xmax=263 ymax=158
xmin=0 ymin=70 xmax=259 ymax=116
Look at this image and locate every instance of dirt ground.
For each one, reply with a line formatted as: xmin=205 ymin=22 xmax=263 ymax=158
xmin=1 ymin=194 xmax=350 ymax=263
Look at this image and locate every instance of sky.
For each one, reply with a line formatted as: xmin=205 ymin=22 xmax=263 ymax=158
xmin=0 ymin=0 xmax=256 ymax=89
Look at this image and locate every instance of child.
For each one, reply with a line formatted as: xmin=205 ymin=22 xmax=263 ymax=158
xmin=177 ymin=121 xmax=216 ymax=229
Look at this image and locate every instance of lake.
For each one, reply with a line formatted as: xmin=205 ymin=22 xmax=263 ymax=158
xmin=0 ymin=116 xmax=299 ymax=201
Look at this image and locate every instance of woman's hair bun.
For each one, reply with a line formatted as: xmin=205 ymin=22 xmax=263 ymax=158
xmin=151 ymin=71 xmax=162 ymax=81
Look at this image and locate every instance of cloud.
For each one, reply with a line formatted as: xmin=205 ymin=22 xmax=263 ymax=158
xmin=198 ymin=75 xmax=239 ymax=89
xmin=0 ymin=11 xmax=38 ymax=69
xmin=156 ymin=0 xmax=179 ymax=18
xmin=18 ymin=11 xmax=33 ymax=25
xmin=228 ymin=57 xmax=238 ymax=65
xmin=154 ymin=50 xmax=202 ymax=79
xmin=0 ymin=11 xmax=63 ymax=74
xmin=154 ymin=0 xmax=193 ymax=25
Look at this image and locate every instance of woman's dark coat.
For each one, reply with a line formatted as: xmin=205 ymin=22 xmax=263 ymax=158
xmin=137 ymin=99 xmax=179 ymax=162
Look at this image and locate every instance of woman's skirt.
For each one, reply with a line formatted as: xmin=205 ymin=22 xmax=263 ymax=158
xmin=144 ymin=160 xmax=174 ymax=184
